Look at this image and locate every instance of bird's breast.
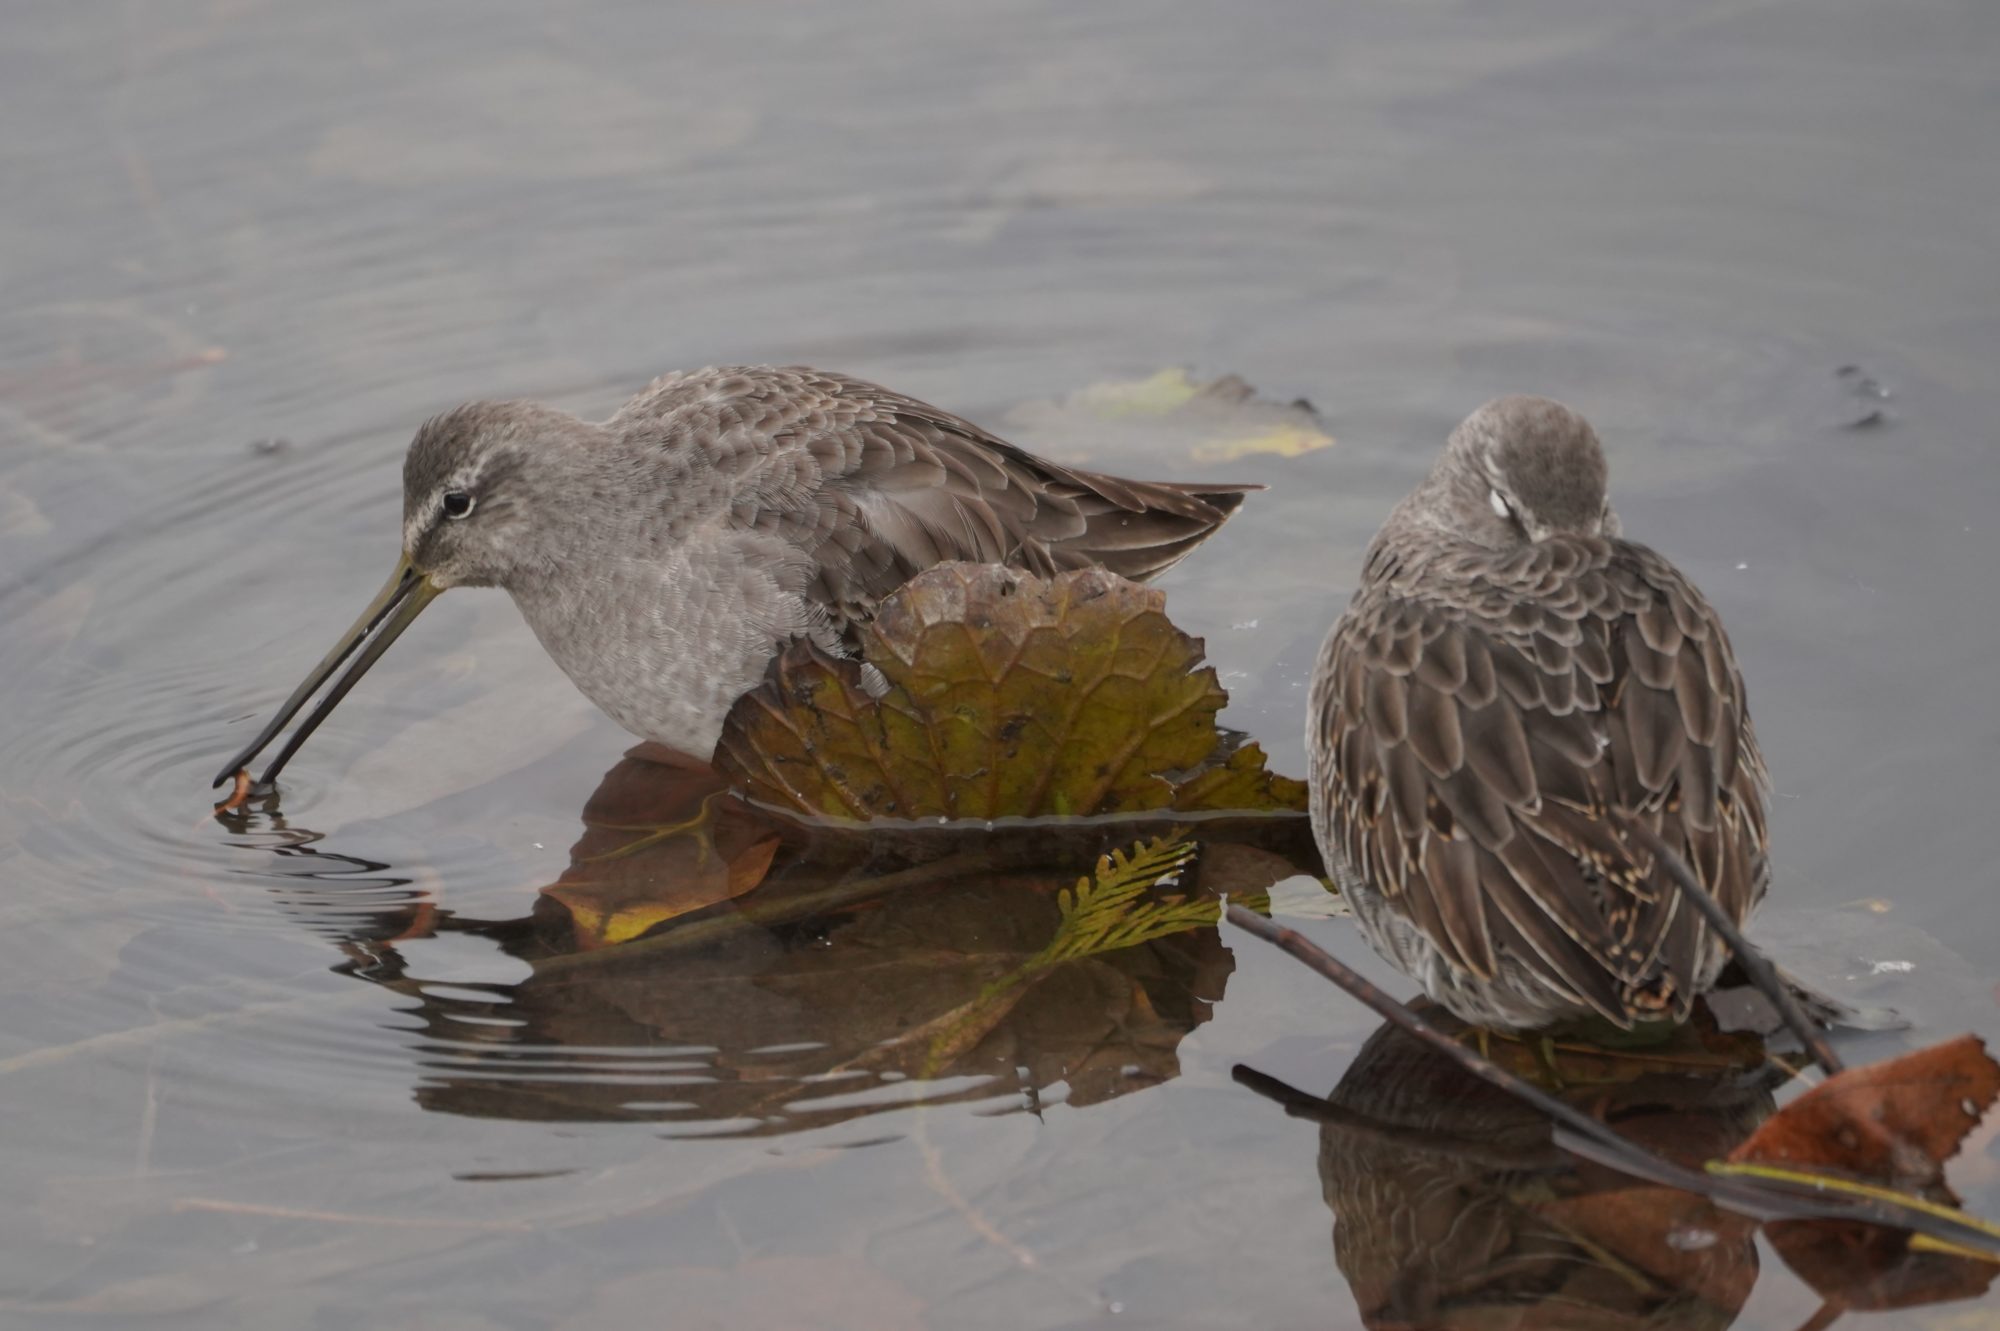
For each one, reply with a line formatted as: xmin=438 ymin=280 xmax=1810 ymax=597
xmin=507 ymin=536 xmax=814 ymax=758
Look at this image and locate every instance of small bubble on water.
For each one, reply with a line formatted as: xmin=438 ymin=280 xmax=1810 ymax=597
xmin=1735 ymin=562 xmax=1749 ymax=571
xmin=1667 ymin=1226 xmax=1718 ymax=1251
xmin=1868 ymin=959 xmax=1914 ymax=974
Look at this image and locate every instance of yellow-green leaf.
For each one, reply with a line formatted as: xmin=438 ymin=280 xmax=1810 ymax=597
xmin=716 ymin=564 xmax=1306 ymax=820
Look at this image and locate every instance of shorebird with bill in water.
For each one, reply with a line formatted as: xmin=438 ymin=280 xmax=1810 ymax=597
xmin=216 ymin=365 xmax=1256 ymax=795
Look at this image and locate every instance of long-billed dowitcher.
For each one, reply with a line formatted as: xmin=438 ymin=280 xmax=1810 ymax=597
xmin=215 ymin=365 xmax=1254 ymax=792
xmin=1306 ymin=396 xmax=1768 ymax=1031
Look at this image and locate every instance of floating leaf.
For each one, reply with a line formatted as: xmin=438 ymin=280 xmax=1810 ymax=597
xmin=716 ymin=564 xmax=1308 ymax=821
xmin=1171 ymin=741 xmax=1308 ymax=813
xmin=1002 ymin=368 xmax=1334 ymax=467
xmin=538 ymin=754 xmax=789 ymax=949
xmin=1727 ymin=1035 xmax=2000 ymax=1189
xmin=1715 ymin=1035 xmax=2000 ymax=1310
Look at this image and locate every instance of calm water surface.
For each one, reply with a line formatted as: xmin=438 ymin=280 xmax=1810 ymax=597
xmin=4 ymin=1 xmax=1999 ymax=1326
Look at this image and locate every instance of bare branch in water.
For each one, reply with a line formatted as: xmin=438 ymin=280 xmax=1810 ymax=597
xmin=1222 ymin=905 xmax=2000 ymax=1257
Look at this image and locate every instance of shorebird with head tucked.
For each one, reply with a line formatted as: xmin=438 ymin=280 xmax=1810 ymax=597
xmin=216 ymin=365 xmax=1255 ymax=793
xmin=1307 ymin=396 xmax=1768 ymax=1032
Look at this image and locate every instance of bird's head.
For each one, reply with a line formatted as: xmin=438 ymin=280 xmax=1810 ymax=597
xmin=1425 ymin=395 xmax=1620 ymax=548
xmin=211 ymin=400 xmax=603 ymax=793
xmin=402 ymin=400 xmax=599 ymax=590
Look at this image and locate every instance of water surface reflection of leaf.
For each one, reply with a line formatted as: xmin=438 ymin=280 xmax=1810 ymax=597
xmin=236 ymin=560 xmax=1322 ymax=1134
xmin=278 ymin=744 xmax=1319 ymax=1135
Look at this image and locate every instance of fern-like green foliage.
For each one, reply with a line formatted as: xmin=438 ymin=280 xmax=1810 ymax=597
xmin=1043 ymin=837 xmax=1216 ymax=963
xmin=921 ymin=835 xmax=1243 ymax=1072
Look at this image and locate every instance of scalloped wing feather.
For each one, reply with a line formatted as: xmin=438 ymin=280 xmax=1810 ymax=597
xmin=1308 ymin=534 xmax=1770 ymax=1026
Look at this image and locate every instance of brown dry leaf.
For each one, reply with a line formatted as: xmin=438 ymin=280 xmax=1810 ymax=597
xmin=1729 ymin=1035 xmax=2000 ymax=1190
xmin=1728 ymin=1035 xmax=2000 ymax=1314
xmin=538 ymin=754 xmax=786 ymax=948
xmin=1761 ymin=1219 xmax=1997 ymax=1318
xmin=1533 ymin=1185 xmax=1759 ymax=1318
xmin=716 ymin=563 xmax=1306 ymax=820
xmin=542 ymin=832 xmax=779 ymax=949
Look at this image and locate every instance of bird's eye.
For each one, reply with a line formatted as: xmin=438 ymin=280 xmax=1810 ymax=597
xmin=1488 ymin=487 xmax=1531 ymax=538
xmin=441 ymin=491 xmax=475 ymax=520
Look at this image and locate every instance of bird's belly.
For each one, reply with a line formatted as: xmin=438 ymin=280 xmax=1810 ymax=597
xmin=546 ymin=624 xmax=754 ymax=756
xmin=508 ymin=549 xmax=805 ymax=759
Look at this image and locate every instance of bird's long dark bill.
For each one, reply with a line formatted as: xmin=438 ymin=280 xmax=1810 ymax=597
xmin=212 ymin=558 xmax=441 ymax=790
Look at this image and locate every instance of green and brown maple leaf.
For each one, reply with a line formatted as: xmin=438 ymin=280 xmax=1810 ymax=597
xmin=715 ymin=563 xmax=1306 ymax=821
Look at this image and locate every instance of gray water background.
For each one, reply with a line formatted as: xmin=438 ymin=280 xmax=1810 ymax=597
xmin=3 ymin=0 xmax=1999 ymax=1326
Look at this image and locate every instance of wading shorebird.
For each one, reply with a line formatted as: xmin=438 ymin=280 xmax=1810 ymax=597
xmin=1306 ymin=396 xmax=1768 ymax=1032
xmin=215 ymin=365 xmax=1255 ymax=794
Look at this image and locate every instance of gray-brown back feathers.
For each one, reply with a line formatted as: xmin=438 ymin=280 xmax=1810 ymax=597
xmin=395 ymin=365 xmax=1254 ymax=758
xmin=606 ymin=365 xmax=1255 ymax=640
xmin=1307 ymin=398 xmax=1768 ymax=1030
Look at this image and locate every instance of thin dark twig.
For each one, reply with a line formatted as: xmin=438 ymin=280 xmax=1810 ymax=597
xmin=1223 ymin=906 xmax=1708 ymax=1187
xmin=1617 ymin=817 xmax=1843 ymax=1076
xmin=1223 ymin=906 xmax=2000 ymax=1254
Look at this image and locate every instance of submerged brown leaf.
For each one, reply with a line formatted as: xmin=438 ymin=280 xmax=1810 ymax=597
xmin=1727 ymin=1034 xmax=2000 ymax=1189
xmin=716 ymin=563 xmax=1307 ymax=821
xmin=1724 ymin=1035 xmax=2000 ymax=1313
xmin=536 ymin=752 xmax=791 ymax=949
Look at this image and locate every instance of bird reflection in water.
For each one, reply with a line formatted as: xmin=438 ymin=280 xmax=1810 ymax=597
xmin=227 ymin=743 xmax=1320 ymax=1135
xmin=1246 ymin=1012 xmax=1785 ymax=1330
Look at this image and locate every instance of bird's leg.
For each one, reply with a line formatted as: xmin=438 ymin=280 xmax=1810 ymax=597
xmin=1533 ymin=1033 xmax=1568 ymax=1089
xmin=1455 ymin=1025 xmax=1568 ymax=1088
xmin=1453 ymin=1024 xmax=1502 ymax=1064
